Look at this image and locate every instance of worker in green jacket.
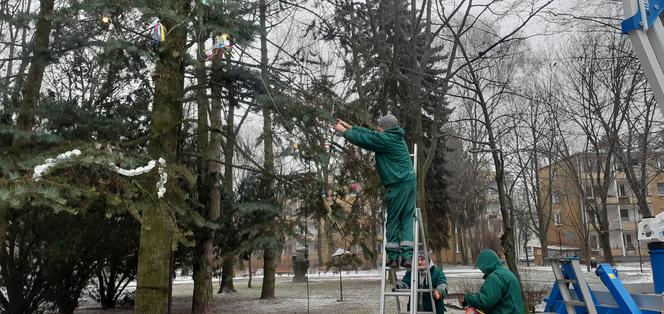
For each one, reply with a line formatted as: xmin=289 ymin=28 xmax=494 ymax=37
xmin=334 ymin=115 xmax=416 ymax=268
xmin=398 ymin=250 xmax=448 ymax=313
xmin=460 ymin=249 xmax=525 ymax=314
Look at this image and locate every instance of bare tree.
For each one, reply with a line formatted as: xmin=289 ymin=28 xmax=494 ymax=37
xmin=508 ymin=58 xmax=562 ymax=264
xmin=560 ymin=30 xmax=641 ymax=265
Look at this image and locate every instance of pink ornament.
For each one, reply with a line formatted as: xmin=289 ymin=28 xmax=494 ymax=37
xmin=350 ymin=182 xmax=361 ymax=192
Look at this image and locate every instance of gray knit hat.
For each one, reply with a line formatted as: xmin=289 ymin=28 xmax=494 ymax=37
xmin=377 ymin=114 xmax=399 ymax=130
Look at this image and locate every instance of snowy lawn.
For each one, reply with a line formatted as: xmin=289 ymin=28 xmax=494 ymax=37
xmin=73 ymin=262 xmax=654 ymax=313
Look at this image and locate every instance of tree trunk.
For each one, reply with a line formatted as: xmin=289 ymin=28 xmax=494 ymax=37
xmin=540 ymin=234 xmax=549 ymax=265
xmin=523 ymin=238 xmax=530 ymax=267
xmin=221 ymin=257 xmax=235 ymax=293
xmin=1 ymin=0 xmax=55 ymax=253
xmin=261 ymin=248 xmax=276 ymax=299
xmin=191 ymin=32 xmax=215 ymax=314
xmin=459 ymin=228 xmax=468 ymax=265
xmin=259 ymin=0 xmax=276 ymax=299
xmin=599 ymin=204 xmax=614 ymax=264
xmin=317 ymin=217 xmax=324 ymax=267
xmin=327 ymin=217 xmax=336 ymax=254
xmin=220 ymin=57 xmax=237 ymax=293
xmin=248 ymin=252 xmax=253 ymax=288
xmin=13 ymin=0 xmax=55 ymax=147
xmin=135 ymin=3 xmax=188 ymax=312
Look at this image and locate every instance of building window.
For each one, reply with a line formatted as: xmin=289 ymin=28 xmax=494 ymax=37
xmin=620 ymin=209 xmax=630 ymax=221
xmin=657 ymin=183 xmax=664 ymax=196
xmin=554 ymin=211 xmax=562 ymax=226
xmin=618 ymin=184 xmax=627 ymax=197
xmin=552 ymin=191 xmax=561 ymax=204
xmin=624 ymin=234 xmax=635 ymax=250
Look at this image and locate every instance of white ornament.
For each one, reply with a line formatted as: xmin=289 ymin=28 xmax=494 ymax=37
xmin=32 ymin=149 xmax=82 ymax=180
xmin=33 ymin=149 xmax=168 ymax=198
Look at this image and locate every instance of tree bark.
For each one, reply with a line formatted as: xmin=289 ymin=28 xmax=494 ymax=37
xmin=316 ymin=217 xmax=323 ymax=267
xmin=192 ymin=30 xmax=212 ymax=313
xmin=192 ymin=41 xmax=222 ymax=313
xmin=259 ymin=0 xmax=277 ymax=299
xmin=220 ymin=57 xmax=237 ymax=293
xmin=13 ymin=0 xmax=55 ymax=147
xmin=135 ymin=3 xmax=188 ymax=312
xmin=248 ymin=252 xmax=253 ymax=288
xmin=1 ymin=0 xmax=55 ymax=256
xmin=599 ymin=203 xmax=614 ymax=264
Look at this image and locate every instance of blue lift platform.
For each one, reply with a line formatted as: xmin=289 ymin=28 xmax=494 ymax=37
xmin=543 ymin=201 xmax=664 ymax=313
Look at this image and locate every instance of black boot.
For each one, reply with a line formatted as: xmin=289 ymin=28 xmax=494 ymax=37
xmin=400 ymin=258 xmax=412 ymax=269
xmin=387 ymin=259 xmax=399 ymax=269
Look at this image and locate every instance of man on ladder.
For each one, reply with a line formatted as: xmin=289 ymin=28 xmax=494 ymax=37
xmin=334 ymin=114 xmax=416 ymax=268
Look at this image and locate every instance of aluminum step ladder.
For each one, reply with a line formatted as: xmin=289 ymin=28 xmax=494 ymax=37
xmin=545 ymin=258 xmax=598 ymax=314
xmin=379 ymin=207 xmax=437 ymax=314
xmin=378 ymin=144 xmax=437 ymax=313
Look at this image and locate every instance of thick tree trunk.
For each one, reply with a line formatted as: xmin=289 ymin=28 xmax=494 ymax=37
xmin=13 ymin=0 xmax=55 ymax=146
xmin=220 ymin=58 xmax=237 ymax=293
xmin=135 ymin=3 xmax=188 ymax=312
xmin=599 ymin=204 xmax=614 ymax=265
xmin=261 ymin=248 xmax=276 ymax=299
xmin=259 ymin=0 xmax=277 ymax=298
xmin=192 ymin=33 xmax=215 ymax=314
xmin=221 ymin=257 xmax=236 ymax=293
xmin=1 ymin=0 xmax=55 ymax=253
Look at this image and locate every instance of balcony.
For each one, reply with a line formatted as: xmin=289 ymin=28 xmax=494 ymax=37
xmin=609 ymin=221 xmax=622 ymax=230
xmin=590 ymin=221 xmax=623 ymax=231
xmin=618 ymin=196 xmax=632 ymax=205
xmin=622 ymin=223 xmax=638 ymax=232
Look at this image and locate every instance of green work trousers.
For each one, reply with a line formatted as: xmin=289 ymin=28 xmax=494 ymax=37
xmin=384 ymin=180 xmax=416 ymax=261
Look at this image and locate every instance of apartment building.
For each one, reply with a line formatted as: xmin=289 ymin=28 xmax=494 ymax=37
xmin=537 ymin=152 xmax=664 ymax=264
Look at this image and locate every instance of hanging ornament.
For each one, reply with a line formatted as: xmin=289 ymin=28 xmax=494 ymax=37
xmin=350 ymin=182 xmax=361 ymax=193
xmin=101 ymin=15 xmax=111 ymax=25
xmin=320 ymin=190 xmax=327 ymax=199
xmin=152 ymin=19 xmax=167 ymax=47
xmin=205 ymin=33 xmax=233 ymax=61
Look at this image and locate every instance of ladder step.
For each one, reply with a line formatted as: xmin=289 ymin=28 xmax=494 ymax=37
xmin=393 ymin=288 xmax=433 ymax=293
xmin=384 ymin=291 xmax=411 ymax=297
xmin=384 ymin=267 xmax=411 ymax=271
xmin=565 ymin=300 xmax=586 ymax=306
xmin=557 ymin=279 xmax=577 ymax=284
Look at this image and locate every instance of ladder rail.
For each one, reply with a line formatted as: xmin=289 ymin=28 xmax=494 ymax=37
xmin=417 ymin=207 xmax=438 ymax=314
xmin=380 ymin=207 xmax=437 ymax=314
xmin=410 ymin=208 xmax=419 ymax=313
xmin=547 ymin=258 xmax=598 ymax=314
xmin=550 ymin=260 xmax=578 ymax=314
xmin=568 ymin=260 xmax=598 ymax=314
xmin=380 ymin=210 xmax=388 ymax=314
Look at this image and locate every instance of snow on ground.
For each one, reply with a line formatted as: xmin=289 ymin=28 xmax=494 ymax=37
xmin=74 ymin=262 xmax=655 ymax=313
